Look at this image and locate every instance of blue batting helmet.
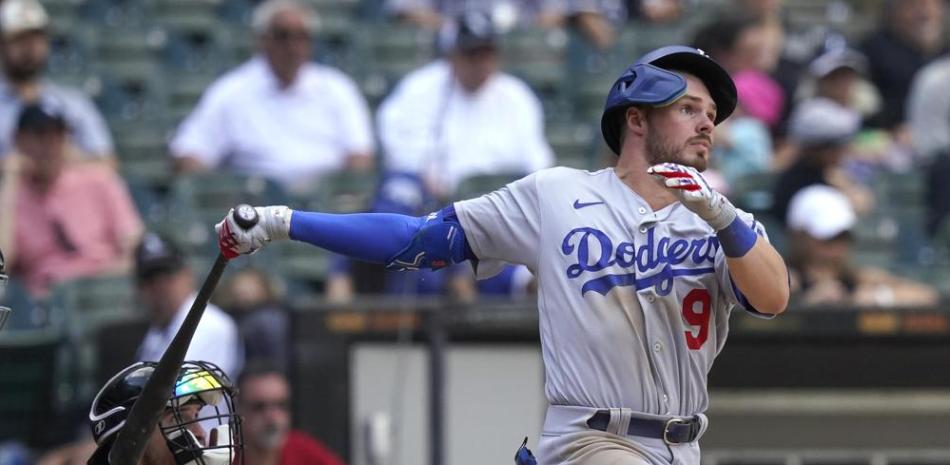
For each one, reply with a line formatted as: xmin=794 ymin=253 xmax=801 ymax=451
xmin=601 ymin=45 xmax=737 ymax=155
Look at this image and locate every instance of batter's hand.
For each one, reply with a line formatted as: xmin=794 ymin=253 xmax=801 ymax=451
xmin=215 ymin=206 xmax=293 ymax=259
xmin=648 ymin=163 xmax=737 ymax=230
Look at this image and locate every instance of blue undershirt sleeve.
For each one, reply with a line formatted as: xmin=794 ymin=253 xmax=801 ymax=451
xmin=287 ymin=207 xmax=474 ymax=270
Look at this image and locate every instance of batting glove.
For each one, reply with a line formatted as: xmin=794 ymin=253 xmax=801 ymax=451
xmin=648 ymin=163 xmax=737 ymax=231
xmin=215 ymin=206 xmax=293 ymax=259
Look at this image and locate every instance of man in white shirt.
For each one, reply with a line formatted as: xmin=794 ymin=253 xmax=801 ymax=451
xmin=377 ymin=11 xmax=554 ymax=200
xmin=134 ymin=232 xmax=242 ymax=378
xmin=170 ymin=0 xmax=374 ymax=191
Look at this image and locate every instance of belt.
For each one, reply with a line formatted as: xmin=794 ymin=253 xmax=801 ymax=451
xmin=585 ymin=410 xmax=702 ymax=445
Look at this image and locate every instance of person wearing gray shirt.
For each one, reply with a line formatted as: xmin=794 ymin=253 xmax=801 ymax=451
xmin=0 ymin=0 xmax=113 ymax=160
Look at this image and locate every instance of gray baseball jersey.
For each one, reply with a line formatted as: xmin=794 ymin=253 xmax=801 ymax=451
xmin=454 ymin=166 xmax=771 ymax=416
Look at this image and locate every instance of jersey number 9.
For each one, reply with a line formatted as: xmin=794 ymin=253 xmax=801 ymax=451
xmin=682 ymin=289 xmax=711 ymax=350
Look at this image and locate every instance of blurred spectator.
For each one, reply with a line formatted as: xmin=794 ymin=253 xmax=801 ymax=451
xmin=170 ymin=0 xmax=374 ymax=192
xmin=808 ymin=48 xmax=867 ymax=109
xmin=569 ymin=0 xmax=685 ymax=49
xmin=217 ymin=267 xmax=290 ymax=373
xmin=0 ymin=103 xmax=141 ymax=298
xmin=385 ymin=0 xmax=565 ymax=30
xmin=907 ymin=53 xmax=950 ymax=235
xmin=860 ymin=0 xmax=946 ymax=130
xmin=712 ymin=71 xmax=777 ymax=189
xmin=237 ymin=362 xmax=346 ymax=465
xmin=692 ymin=14 xmax=768 ymax=75
xmin=771 ymin=98 xmax=873 ymax=224
xmin=377 ymin=11 xmax=553 ymax=200
xmin=786 ymin=185 xmax=937 ymax=307
xmin=135 ymin=233 xmax=242 ymax=378
xmin=0 ymin=0 xmax=114 ymax=161
xmin=337 ymin=12 xmax=549 ymax=302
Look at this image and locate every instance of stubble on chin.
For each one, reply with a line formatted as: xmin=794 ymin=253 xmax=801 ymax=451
xmin=645 ymin=132 xmax=708 ymax=172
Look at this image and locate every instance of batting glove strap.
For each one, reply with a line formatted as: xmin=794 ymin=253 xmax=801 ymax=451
xmin=258 ymin=206 xmax=293 ymax=241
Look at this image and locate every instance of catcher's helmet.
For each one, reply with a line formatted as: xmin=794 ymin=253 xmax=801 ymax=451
xmin=0 ymin=247 xmax=9 ymax=330
xmin=87 ymin=361 xmax=242 ymax=465
xmin=601 ymin=45 xmax=737 ymax=155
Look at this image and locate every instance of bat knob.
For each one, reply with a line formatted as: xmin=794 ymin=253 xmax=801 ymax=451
xmin=232 ymin=204 xmax=259 ymax=230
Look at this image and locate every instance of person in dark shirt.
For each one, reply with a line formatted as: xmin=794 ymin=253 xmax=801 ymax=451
xmin=860 ymin=0 xmax=946 ymax=130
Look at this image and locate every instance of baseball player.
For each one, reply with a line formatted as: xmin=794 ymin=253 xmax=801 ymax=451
xmin=87 ymin=360 xmax=242 ymax=465
xmin=216 ymin=45 xmax=790 ymax=465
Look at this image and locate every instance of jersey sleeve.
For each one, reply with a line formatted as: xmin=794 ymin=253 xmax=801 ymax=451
xmin=453 ymin=171 xmax=543 ymax=279
xmin=715 ymin=210 xmax=776 ymax=319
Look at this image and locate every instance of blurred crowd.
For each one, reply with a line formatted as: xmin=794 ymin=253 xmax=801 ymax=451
xmin=2 ymin=0 xmax=950 ymax=461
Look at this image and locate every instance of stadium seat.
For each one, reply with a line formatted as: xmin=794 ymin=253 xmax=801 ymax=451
xmin=455 ymin=173 xmax=523 ymax=201
xmin=0 ymin=327 xmax=66 ymax=447
xmin=167 ymin=173 xmax=289 ymax=256
xmin=111 ymin=118 xmax=174 ymax=183
xmin=501 ymin=27 xmax=569 ymax=102
xmin=356 ymin=24 xmax=436 ymax=104
xmin=546 ymin=120 xmax=597 ymax=170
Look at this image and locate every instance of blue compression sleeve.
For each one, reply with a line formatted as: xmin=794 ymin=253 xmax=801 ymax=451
xmin=289 ymin=212 xmax=424 ymax=263
xmin=288 ymin=207 xmax=474 ymax=269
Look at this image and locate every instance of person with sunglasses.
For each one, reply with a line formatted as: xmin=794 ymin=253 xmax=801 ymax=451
xmin=237 ymin=362 xmax=345 ymax=465
xmin=170 ymin=0 xmax=374 ymax=192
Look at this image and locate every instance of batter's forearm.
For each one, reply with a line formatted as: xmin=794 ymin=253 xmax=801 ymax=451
xmin=288 ymin=207 xmax=474 ymax=269
xmin=725 ymin=241 xmax=790 ymax=314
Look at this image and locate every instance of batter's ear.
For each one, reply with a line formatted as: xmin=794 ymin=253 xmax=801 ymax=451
xmin=625 ymin=106 xmax=647 ymax=137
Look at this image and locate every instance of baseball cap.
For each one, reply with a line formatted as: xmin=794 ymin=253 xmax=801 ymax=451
xmin=786 ymin=185 xmax=856 ymax=240
xmin=0 ymin=0 xmax=49 ymax=38
xmin=440 ymin=11 xmax=498 ymax=53
xmin=809 ymin=48 xmax=867 ymax=79
xmin=16 ymin=102 xmax=67 ymax=132
xmin=135 ymin=233 xmax=186 ymax=281
xmin=787 ymin=97 xmax=860 ymax=147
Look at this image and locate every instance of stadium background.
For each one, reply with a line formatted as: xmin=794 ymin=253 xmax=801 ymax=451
xmin=3 ymin=0 xmax=950 ymax=464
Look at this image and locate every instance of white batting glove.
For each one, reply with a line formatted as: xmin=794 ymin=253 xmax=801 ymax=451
xmin=647 ymin=163 xmax=737 ymax=231
xmin=215 ymin=206 xmax=293 ymax=259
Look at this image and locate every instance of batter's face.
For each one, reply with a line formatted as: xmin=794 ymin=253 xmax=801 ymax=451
xmin=238 ymin=373 xmax=291 ymax=452
xmin=641 ymin=73 xmax=716 ymax=171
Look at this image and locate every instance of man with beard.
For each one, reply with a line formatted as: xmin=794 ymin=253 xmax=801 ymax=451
xmin=214 ymin=46 xmax=789 ymax=465
xmin=237 ymin=363 xmax=344 ymax=465
xmin=0 ymin=0 xmax=114 ymax=160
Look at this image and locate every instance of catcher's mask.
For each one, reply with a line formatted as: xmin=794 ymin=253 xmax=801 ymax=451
xmin=87 ymin=360 xmax=243 ymax=465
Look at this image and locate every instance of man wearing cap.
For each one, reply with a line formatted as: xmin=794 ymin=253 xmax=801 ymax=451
xmin=0 ymin=103 xmax=141 ymax=297
xmin=0 ymin=0 xmax=114 ymax=161
xmin=214 ymin=45 xmax=789 ymax=464
xmin=170 ymin=0 xmax=373 ymax=192
xmin=377 ymin=11 xmax=553 ymax=200
xmin=134 ymin=232 xmax=241 ymax=379
xmin=771 ymin=97 xmax=874 ymax=225
xmin=786 ymin=184 xmax=937 ymax=307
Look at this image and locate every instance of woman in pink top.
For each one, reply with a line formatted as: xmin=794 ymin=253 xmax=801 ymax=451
xmin=0 ymin=103 xmax=142 ymax=297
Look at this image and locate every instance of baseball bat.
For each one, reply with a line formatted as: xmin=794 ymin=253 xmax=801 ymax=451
xmin=107 ymin=205 xmax=259 ymax=465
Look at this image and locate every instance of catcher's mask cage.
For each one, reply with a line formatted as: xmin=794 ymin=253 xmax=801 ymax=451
xmin=88 ymin=360 xmax=243 ymax=465
xmin=0 ymin=247 xmax=9 ymax=330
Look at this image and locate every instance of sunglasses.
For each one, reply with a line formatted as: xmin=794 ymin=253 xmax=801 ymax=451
xmin=244 ymin=399 xmax=289 ymax=413
xmin=268 ymin=28 xmax=311 ymax=43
